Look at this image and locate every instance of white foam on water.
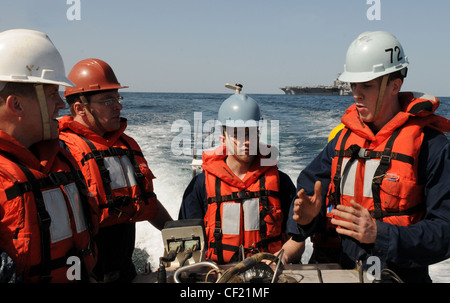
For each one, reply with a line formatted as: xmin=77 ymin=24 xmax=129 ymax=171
xmin=126 ymin=124 xmax=188 ymax=272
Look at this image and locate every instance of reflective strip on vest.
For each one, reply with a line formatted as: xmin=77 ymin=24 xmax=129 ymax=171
xmin=221 ymin=198 xmax=260 ymax=235
xmin=341 ymin=158 xmax=380 ymax=198
xmin=243 ymin=198 xmax=260 ymax=231
xmin=42 ymin=182 xmax=87 ymax=243
xmin=103 ymin=155 xmax=138 ymax=190
xmin=64 ymin=182 xmax=88 ymax=234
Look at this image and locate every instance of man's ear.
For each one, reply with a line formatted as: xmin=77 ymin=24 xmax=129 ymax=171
xmin=390 ymin=78 xmax=403 ymax=95
xmin=72 ymin=101 xmax=87 ymax=116
xmin=5 ymin=95 xmax=25 ymax=117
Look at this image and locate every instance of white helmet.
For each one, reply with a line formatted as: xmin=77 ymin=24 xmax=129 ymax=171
xmin=0 ymin=29 xmax=73 ymax=142
xmin=0 ymin=29 xmax=73 ymax=88
xmin=339 ymin=31 xmax=408 ymax=83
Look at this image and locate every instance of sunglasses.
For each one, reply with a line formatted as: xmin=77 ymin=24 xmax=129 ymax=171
xmin=89 ymin=96 xmax=123 ymax=107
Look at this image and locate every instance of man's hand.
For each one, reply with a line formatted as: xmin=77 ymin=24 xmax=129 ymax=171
xmin=277 ymin=238 xmax=305 ymax=265
xmin=331 ymin=200 xmax=377 ymax=244
xmin=293 ymin=181 xmax=322 ymax=226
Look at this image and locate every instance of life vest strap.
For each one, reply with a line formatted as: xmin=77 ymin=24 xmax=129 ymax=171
xmin=213 ymin=177 xmax=225 ymax=264
xmin=368 ymin=202 xmax=425 ymax=219
xmin=328 ymin=128 xmax=353 ymax=206
xmin=120 ymin=139 xmax=151 ymax=206
xmin=371 ymin=128 xmax=401 ymax=221
xmin=1 ymin=149 xmax=95 ymax=282
xmin=208 ymin=174 xmax=281 ymax=264
xmin=334 ymin=146 xmax=414 ymax=165
xmin=207 ymin=189 xmax=279 ymax=204
xmin=80 ymin=146 xmax=144 ymax=166
xmin=5 ymin=170 xmax=84 ymax=201
xmin=0 ymin=150 xmax=53 ymax=282
xmin=79 ymin=136 xmax=155 ymax=217
xmin=329 ymin=126 xmax=419 ymax=221
xmin=28 ymin=245 xmax=94 ymax=281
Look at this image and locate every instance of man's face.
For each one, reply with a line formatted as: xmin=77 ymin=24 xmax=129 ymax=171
xmin=350 ymin=76 xmax=397 ymax=125
xmin=223 ymin=126 xmax=259 ymax=163
xmin=25 ymin=84 xmax=65 ymax=142
xmin=350 ymin=79 xmax=382 ymax=123
xmin=86 ymin=90 xmax=123 ymax=134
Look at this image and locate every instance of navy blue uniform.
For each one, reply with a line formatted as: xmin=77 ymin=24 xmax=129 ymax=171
xmin=290 ymin=128 xmax=450 ymax=282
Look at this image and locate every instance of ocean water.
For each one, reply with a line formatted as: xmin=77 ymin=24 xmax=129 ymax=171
xmin=66 ymin=91 xmax=450 ymax=282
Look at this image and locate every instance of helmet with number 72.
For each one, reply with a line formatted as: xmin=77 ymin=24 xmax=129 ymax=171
xmin=338 ymin=31 xmax=409 ymax=83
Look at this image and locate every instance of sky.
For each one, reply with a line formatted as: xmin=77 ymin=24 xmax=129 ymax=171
xmin=1 ymin=0 xmax=450 ymax=96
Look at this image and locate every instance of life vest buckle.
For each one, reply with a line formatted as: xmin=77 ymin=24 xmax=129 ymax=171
xmin=214 ymin=228 xmax=222 ymax=238
xmin=231 ymin=191 xmax=250 ymax=200
xmin=92 ymin=151 xmax=103 ymax=161
xmin=22 ymin=182 xmax=33 ymax=193
xmin=108 ymin=147 xmax=125 ymax=157
xmin=380 ymin=154 xmax=391 ymax=165
xmin=135 ymin=171 xmax=144 ymax=179
xmin=347 ymin=144 xmax=361 ymax=158
xmin=107 ymin=147 xmax=117 ymax=156
xmin=332 ymin=175 xmax=341 ymax=183
xmin=327 ymin=193 xmax=336 ymax=203
xmin=37 ymin=211 xmax=52 ymax=229
xmin=358 ymin=148 xmax=372 ymax=159
xmin=372 ymin=209 xmax=383 ymax=220
xmin=246 ymin=244 xmax=260 ymax=254
xmin=48 ymin=172 xmax=69 ymax=186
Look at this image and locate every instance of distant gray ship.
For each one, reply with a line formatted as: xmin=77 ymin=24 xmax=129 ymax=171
xmin=280 ymin=74 xmax=351 ymax=96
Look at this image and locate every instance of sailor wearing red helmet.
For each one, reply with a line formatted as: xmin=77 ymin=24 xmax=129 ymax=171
xmin=59 ymin=58 xmax=173 ymax=282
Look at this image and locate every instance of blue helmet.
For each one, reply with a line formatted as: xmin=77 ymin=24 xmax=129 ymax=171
xmin=218 ymin=93 xmax=261 ymax=128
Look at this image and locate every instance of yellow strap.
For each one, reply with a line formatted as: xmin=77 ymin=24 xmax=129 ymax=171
xmin=35 ymin=84 xmax=52 ymax=141
xmin=374 ymin=75 xmax=389 ymax=120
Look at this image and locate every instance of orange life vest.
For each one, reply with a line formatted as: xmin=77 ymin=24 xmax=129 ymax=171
xmin=58 ymin=116 xmax=158 ymax=227
xmin=327 ymin=92 xmax=450 ymax=226
xmin=203 ymin=146 xmax=283 ymax=264
xmin=0 ymin=134 xmax=97 ymax=282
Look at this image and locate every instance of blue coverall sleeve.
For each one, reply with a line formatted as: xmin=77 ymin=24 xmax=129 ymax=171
xmin=178 ymin=173 xmax=207 ymax=220
xmin=277 ymin=171 xmax=300 ymax=237
xmin=374 ymin=131 xmax=450 ymax=268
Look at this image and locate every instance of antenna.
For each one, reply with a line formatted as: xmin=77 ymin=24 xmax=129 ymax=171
xmin=225 ymin=83 xmax=243 ymax=94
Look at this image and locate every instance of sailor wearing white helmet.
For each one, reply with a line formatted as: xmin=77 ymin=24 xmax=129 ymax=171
xmin=292 ymin=31 xmax=450 ymax=282
xmin=0 ymin=29 xmax=97 ymax=283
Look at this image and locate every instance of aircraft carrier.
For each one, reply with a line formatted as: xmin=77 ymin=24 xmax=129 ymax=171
xmin=280 ymin=74 xmax=351 ymax=96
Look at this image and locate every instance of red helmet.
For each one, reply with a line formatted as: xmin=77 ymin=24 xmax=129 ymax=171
xmin=64 ymin=58 xmax=128 ymax=98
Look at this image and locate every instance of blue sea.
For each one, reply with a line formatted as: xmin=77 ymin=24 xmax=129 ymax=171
xmin=62 ymin=92 xmax=450 ymax=282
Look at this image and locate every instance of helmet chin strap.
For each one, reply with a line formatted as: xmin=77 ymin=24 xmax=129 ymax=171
xmin=373 ymin=74 xmax=389 ymax=122
xmin=224 ymin=129 xmax=236 ymax=156
xmin=35 ymin=84 xmax=52 ymax=141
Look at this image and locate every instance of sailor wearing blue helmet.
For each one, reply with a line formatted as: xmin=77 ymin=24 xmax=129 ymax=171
xmin=179 ymin=84 xmax=304 ymax=265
